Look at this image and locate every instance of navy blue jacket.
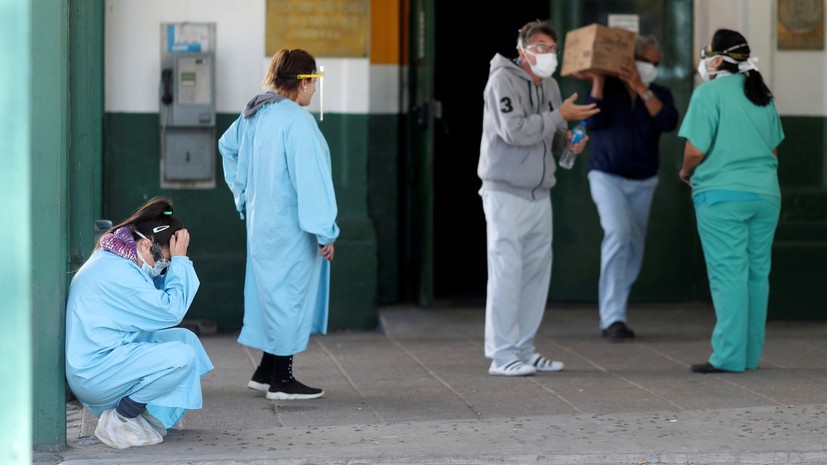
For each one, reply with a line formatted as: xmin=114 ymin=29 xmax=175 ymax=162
xmin=585 ymin=78 xmax=679 ymax=179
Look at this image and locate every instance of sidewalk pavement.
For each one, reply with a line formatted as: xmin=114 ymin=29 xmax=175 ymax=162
xmin=36 ymin=302 xmax=827 ymax=465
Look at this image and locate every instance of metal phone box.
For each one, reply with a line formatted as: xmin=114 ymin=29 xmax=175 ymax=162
xmin=159 ymin=23 xmax=217 ymax=188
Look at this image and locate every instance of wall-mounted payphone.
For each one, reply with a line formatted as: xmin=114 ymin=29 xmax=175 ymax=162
xmin=159 ymin=23 xmax=216 ymax=188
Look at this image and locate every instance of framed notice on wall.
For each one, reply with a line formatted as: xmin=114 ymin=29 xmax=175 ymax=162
xmin=265 ymin=0 xmax=369 ymax=57
xmin=778 ymin=0 xmax=824 ymax=50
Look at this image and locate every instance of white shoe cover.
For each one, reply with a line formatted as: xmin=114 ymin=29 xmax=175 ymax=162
xmin=142 ymin=410 xmax=168 ymax=437
xmin=94 ymin=409 xmax=164 ymax=449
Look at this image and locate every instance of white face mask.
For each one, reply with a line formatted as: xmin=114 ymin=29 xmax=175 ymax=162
xmin=138 ymin=252 xmax=165 ymax=279
xmin=697 ymin=57 xmax=717 ymax=82
xmin=636 ymin=61 xmax=658 ymax=87
xmin=527 ymin=50 xmax=558 ymax=78
xmin=133 ymin=229 xmax=170 ymax=278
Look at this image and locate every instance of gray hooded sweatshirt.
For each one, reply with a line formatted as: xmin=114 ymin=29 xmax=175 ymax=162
xmin=477 ymin=54 xmax=568 ymax=200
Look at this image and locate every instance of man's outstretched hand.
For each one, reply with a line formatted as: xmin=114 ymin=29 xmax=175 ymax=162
xmin=559 ymin=92 xmax=600 ymax=121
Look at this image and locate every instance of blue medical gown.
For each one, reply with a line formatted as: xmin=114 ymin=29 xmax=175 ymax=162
xmin=65 ymin=251 xmax=213 ymax=428
xmin=218 ymin=99 xmax=340 ymax=356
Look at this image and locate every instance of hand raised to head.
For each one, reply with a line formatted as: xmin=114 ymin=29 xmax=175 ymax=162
xmin=169 ymin=229 xmax=190 ymax=257
xmin=617 ymin=57 xmax=644 ymax=90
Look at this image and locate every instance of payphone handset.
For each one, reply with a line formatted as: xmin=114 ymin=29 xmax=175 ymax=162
xmin=161 ymin=69 xmax=173 ymax=105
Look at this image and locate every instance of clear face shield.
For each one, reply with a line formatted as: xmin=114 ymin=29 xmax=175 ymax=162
xmin=297 ymin=66 xmax=325 ymax=121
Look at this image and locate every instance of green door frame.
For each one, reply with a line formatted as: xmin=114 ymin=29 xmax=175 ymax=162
xmin=29 ymin=0 xmax=105 ymax=452
xmin=30 ymin=0 xmax=70 ymax=451
xmin=69 ymin=1 xmax=105 ymax=274
xmin=404 ymin=0 xmax=436 ymax=306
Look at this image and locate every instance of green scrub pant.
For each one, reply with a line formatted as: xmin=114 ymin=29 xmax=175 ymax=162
xmin=695 ymin=198 xmax=780 ymax=372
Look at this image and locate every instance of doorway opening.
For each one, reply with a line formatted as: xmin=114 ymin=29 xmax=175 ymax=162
xmin=432 ymin=6 xmax=552 ymax=306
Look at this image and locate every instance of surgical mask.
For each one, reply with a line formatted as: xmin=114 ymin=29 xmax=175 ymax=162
xmin=138 ymin=252 xmax=167 ymax=279
xmin=697 ymin=57 xmax=717 ymax=82
xmin=133 ymin=228 xmax=170 ymax=278
xmin=636 ymin=61 xmax=658 ymax=87
xmin=527 ymin=50 xmax=557 ymax=78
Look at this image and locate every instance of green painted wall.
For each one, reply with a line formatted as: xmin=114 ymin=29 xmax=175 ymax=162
xmin=768 ymin=115 xmax=827 ymax=320
xmin=31 ymin=0 xmax=69 ymax=451
xmin=69 ymin=1 xmax=105 ymax=269
xmin=545 ymin=114 xmax=827 ymax=316
xmin=368 ymin=114 xmax=402 ymax=304
xmin=104 ymin=112 xmax=380 ymax=331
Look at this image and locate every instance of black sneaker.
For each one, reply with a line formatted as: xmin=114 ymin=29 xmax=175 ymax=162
xmin=601 ymin=321 xmax=635 ymax=342
xmin=691 ymin=362 xmax=736 ymax=374
xmin=247 ymin=364 xmax=272 ymax=392
xmin=266 ymin=379 xmax=324 ymax=400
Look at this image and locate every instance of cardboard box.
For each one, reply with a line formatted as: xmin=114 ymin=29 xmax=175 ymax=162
xmin=560 ymin=23 xmax=637 ymax=77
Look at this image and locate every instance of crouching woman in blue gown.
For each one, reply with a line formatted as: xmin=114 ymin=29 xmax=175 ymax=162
xmin=65 ymin=196 xmax=213 ymax=449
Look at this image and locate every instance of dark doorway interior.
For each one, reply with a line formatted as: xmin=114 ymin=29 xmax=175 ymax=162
xmin=432 ymin=5 xmax=552 ymax=305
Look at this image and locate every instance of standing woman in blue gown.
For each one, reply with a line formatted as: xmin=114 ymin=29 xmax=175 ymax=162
xmin=218 ymin=49 xmax=339 ymax=400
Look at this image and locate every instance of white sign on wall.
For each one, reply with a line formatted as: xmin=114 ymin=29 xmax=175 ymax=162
xmin=608 ymin=14 xmax=640 ymax=34
xmin=167 ymin=23 xmax=212 ymax=52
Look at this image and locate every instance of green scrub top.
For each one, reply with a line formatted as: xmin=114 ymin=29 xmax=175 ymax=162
xmin=678 ymin=73 xmax=784 ymax=203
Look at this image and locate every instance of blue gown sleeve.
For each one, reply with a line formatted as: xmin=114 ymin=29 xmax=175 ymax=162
xmin=284 ymin=113 xmax=340 ymax=245
xmin=218 ymin=115 xmax=248 ymax=218
xmin=105 ymin=256 xmax=201 ymax=332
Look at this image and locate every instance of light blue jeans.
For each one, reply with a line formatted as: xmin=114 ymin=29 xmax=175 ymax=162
xmin=588 ymin=170 xmax=658 ymax=330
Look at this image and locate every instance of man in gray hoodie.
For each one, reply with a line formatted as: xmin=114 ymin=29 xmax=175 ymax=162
xmin=478 ymin=19 xmax=598 ymax=376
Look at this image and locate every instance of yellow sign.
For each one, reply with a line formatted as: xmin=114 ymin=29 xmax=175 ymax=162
xmin=266 ymin=0 xmax=369 ymax=57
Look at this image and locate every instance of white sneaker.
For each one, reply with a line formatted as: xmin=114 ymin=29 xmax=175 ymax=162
xmin=488 ymin=360 xmax=537 ymax=376
xmin=529 ymin=353 xmax=564 ymax=372
xmin=247 ymin=379 xmax=269 ymax=392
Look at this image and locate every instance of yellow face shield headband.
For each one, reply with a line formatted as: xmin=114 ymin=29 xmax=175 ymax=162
xmin=295 ymin=73 xmax=324 ymax=79
xmin=297 ymin=68 xmax=325 ymax=121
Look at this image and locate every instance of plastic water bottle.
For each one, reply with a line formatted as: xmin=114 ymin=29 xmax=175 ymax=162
xmin=559 ymin=121 xmax=587 ymax=170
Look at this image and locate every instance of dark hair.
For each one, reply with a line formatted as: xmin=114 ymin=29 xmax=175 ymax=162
xmin=97 ymin=196 xmax=184 ymax=250
xmin=517 ymin=19 xmax=558 ymax=49
xmin=261 ymin=49 xmax=317 ymax=101
xmin=710 ymin=29 xmax=773 ymax=106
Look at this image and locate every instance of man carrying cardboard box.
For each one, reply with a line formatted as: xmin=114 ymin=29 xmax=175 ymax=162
xmin=579 ymin=35 xmax=679 ymax=342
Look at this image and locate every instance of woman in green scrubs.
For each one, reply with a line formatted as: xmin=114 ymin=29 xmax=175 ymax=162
xmin=678 ymin=29 xmax=784 ymax=374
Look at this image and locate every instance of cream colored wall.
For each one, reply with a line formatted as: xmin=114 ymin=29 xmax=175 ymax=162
xmin=694 ymin=0 xmax=824 ymax=116
xmin=105 ymin=0 xmax=263 ymax=113
xmin=104 ymin=0 xmax=398 ymax=114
